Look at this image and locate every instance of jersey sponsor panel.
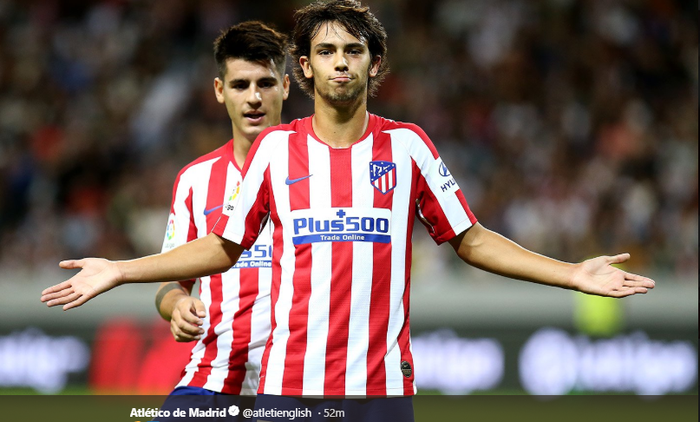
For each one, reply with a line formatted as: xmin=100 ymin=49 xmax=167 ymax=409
xmin=291 ymin=207 xmax=391 ymax=245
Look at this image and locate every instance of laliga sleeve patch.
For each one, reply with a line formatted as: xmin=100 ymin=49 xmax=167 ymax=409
xmin=162 ymin=213 xmax=177 ymax=251
xmin=221 ymin=181 xmax=241 ymax=216
xmin=431 ymin=158 xmax=459 ymax=195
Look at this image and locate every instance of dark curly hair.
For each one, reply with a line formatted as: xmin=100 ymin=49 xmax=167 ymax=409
xmin=290 ymin=0 xmax=389 ymax=98
xmin=214 ymin=21 xmax=288 ymax=80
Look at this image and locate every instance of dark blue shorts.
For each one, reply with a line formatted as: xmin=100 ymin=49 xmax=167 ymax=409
xmin=156 ymin=386 xmax=255 ymax=422
xmin=251 ymin=394 xmax=414 ymax=422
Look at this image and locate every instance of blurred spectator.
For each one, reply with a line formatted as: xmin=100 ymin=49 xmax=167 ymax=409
xmin=0 ymin=0 xmax=696 ymax=281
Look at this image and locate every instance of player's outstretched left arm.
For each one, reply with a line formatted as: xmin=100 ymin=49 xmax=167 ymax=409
xmin=41 ymin=233 xmax=243 ymax=310
xmin=449 ymin=223 xmax=655 ymax=298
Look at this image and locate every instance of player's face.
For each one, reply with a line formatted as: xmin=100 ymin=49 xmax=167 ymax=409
xmin=214 ymin=58 xmax=290 ymax=143
xmin=300 ymin=21 xmax=381 ymax=105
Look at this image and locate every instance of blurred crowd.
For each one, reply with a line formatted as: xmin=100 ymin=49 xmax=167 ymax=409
xmin=0 ymin=0 xmax=696 ymax=281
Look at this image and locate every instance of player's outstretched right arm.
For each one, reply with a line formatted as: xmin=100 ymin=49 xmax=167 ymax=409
xmin=40 ymin=232 xmax=243 ymax=311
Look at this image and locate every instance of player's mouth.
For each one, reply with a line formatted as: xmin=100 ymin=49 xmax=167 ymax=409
xmin=331 ymin=74 xmax=353 ymax=83
xmin=244 ymin=111 xmax=266 ymax=124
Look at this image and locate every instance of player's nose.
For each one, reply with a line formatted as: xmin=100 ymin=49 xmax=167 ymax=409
xmin=334 ymin=56 xmax=349 ymax=71
xmin=247 ymin=86 xmax=262 ymax=105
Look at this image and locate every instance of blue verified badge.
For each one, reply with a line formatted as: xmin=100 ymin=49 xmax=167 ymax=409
xmin=369 ymin=160 xmax=397 ymax=194
xmin=432 ymin=158 xmax=459 ymax=195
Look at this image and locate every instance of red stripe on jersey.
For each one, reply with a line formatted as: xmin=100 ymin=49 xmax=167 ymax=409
xmin=185 ymin=188 xmax=197 ymax=243
xmin=190 ymin=155 xmax=229 ymax=385
xmin=325 ymin=148 xmax=353 ymax=394
xmin=281 ymin=141 xmax=312 ymax=395
xmin=222 ymin=267 xmax=259 ymax=394
xmin=281 ymin=243 xmax=311 ymax=395
xmin=366 ymin=133 xmax=393 ymax=395
xmin=181 ymin=187 xmax=197 ymax=291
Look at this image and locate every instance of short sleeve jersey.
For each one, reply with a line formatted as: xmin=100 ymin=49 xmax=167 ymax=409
xmin=162 ymin=139 xmax=272 ymax=395
xmin=213 ymin=115 xmax=477 ymax=397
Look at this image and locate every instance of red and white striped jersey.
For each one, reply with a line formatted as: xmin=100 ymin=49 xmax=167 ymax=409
xmin=161 ymin=139 xmax=272 ymax=395
xmin=213 ymin=115 xmax=477 ymax=397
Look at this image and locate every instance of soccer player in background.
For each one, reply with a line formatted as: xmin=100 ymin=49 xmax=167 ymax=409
xmin=154 ymin=21 xmax=289 ymax=408
xmin=42 ymin=1 xmax=655 ymax=421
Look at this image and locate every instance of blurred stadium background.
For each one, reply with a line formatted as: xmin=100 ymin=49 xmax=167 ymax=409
xmin=0 ymin=0 xmax=696 ymax=397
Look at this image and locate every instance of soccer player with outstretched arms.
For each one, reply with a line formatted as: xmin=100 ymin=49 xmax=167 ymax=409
xmin=42 ymin=1 xmax=654 ymax=421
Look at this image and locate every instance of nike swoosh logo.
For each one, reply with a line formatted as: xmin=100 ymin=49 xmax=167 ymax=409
xmin=203 ymin=205 xmax=223 ymax=216
xmin=285 ymin=174 xmax=313 ymax=185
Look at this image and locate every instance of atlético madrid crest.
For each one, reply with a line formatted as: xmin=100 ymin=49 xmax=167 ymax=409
xmin=369 ymin=161 xmax=397 ymax=194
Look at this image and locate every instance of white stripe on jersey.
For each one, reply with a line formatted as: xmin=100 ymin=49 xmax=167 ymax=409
xmin=302 ymin=135 xmax=333 ymax=395
xmin=243 ymin=266 xmax=272 ymax=393
xmin=260 ymin=133 xmax=293 ymax=395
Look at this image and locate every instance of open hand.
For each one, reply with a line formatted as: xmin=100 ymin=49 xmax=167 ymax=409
xmin=40 ymin=258 xmax=123 ymax=310
xmin=572 ymin=253 xmax=655 ymax=298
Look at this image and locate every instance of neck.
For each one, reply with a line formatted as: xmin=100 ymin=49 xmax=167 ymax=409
xmin=231 ymin=127 xmax=254 ymax=169
xmin=312 ymin=92 xmax=369 ymax=149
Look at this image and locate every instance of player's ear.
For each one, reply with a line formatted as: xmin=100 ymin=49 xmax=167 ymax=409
xmin=369 ymin=55 xmax=381 ymax=78
xmin=283 ymin=74 xmax=290 ymax=100
xmin=300 ymin=56 xmax=313 ymax=79
xmin=214 ymin=77 xmax=225 ymax=104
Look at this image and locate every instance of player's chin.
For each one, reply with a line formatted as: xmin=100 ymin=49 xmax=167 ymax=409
xmin=241 ymin=124 xmax=266 ymax=139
